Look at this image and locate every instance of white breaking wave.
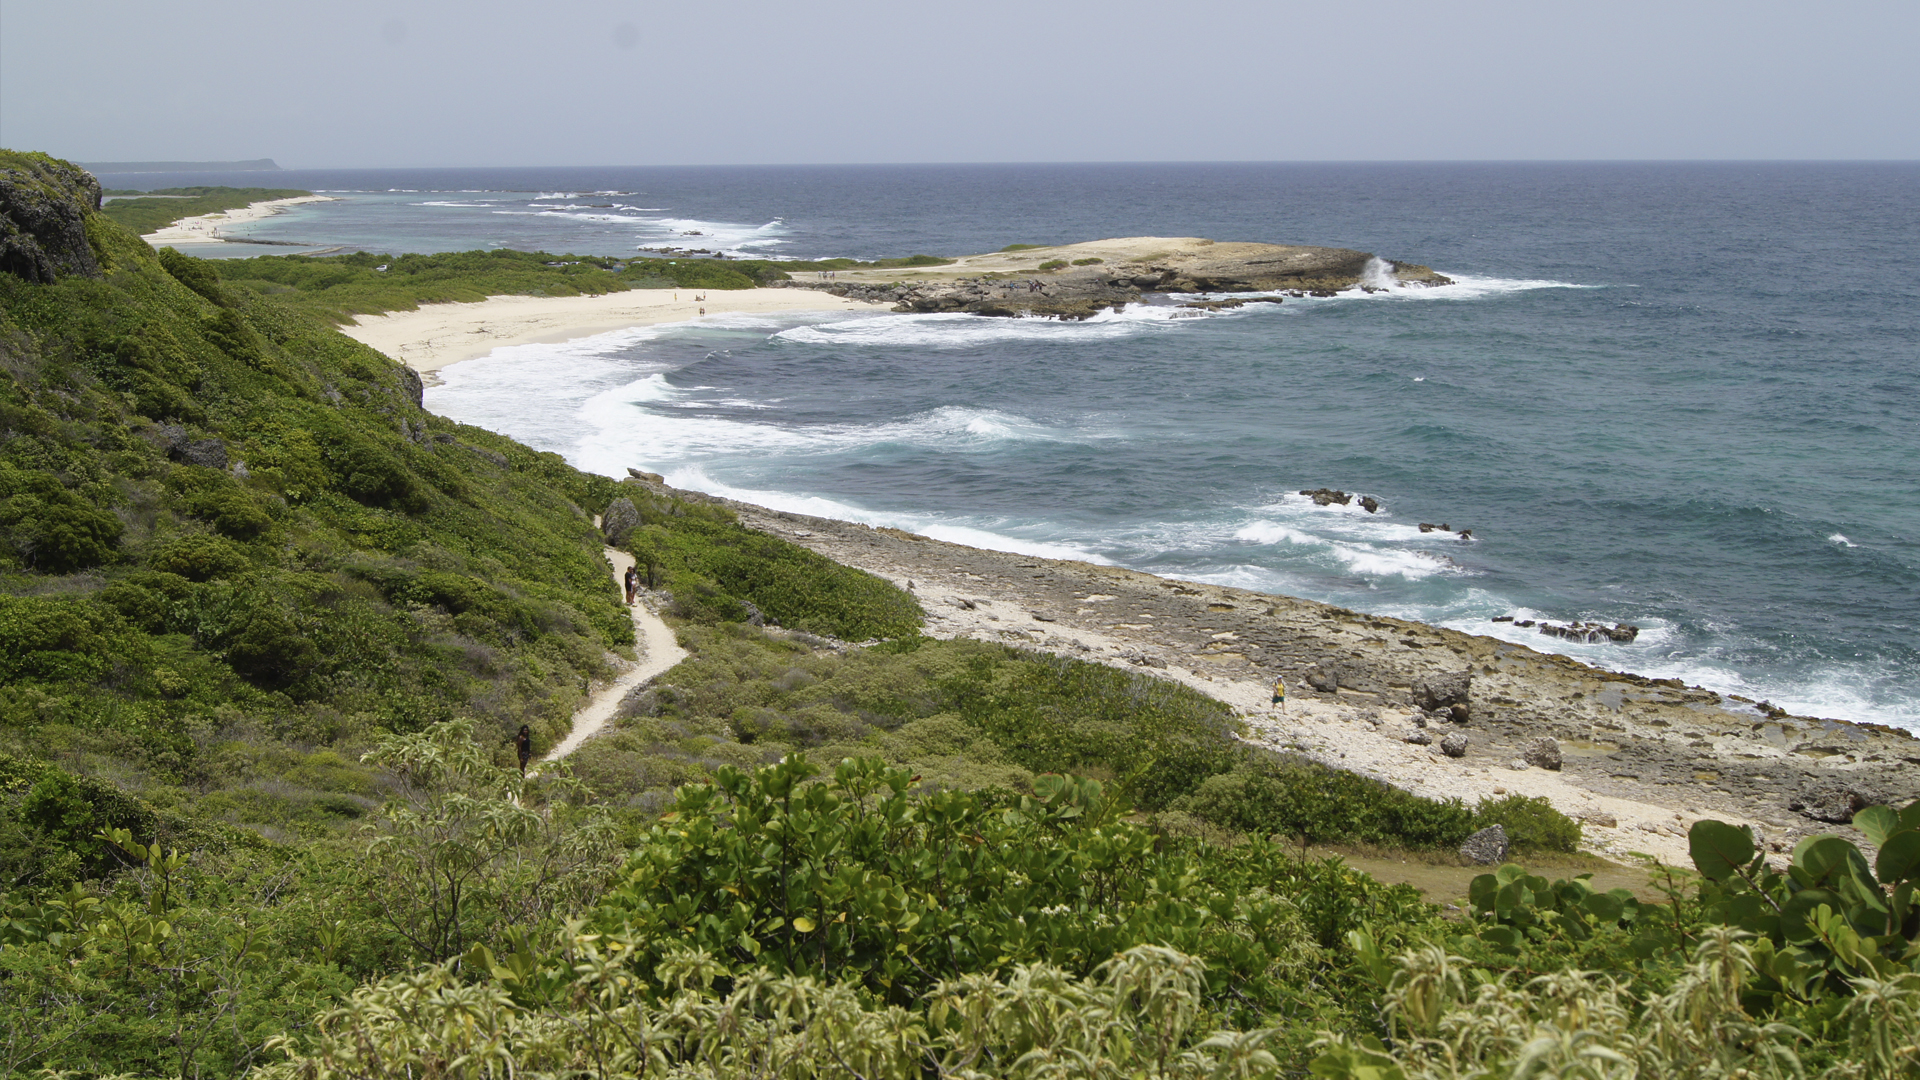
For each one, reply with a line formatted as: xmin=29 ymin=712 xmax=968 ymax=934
xmin=777 ymin=305 xmax=1198 ymax=349
xmin=415 ymin=200 xmax=498 ymax=208
xmin=1830 ymin=533 xmax=1856 ymax=547
xmin=648 ymin=468 xmax=1112 ymax=564
xmin=1233 ymin=520 xmax=1462 ymax=581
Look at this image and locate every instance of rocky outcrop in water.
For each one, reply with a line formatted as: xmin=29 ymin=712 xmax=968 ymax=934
xmin=776 ymin=238 xmax=1452 ymax=319
xmin=0 ymin=151 xmax=103 ymax=283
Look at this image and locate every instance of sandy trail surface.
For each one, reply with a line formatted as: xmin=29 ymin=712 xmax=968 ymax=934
xmin=541 ymin=547 xmax=687 ymax=764
xmin=341 ymin=289 xmax=892 ymax=375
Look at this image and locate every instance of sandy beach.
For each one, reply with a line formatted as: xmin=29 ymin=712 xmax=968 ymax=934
xmin=609 ymin=479 xmax=1920 ymax=869
xmin=340 ymin=288 xmax=894 ymax=373
xmin=141 ymin=194 xmax=337 ymax=247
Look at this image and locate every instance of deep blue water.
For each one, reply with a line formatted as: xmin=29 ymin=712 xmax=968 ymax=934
xmin=106 ymin=162 xmax=1920 ymax=728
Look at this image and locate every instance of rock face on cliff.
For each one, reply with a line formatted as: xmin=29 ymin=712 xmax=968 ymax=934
xmin=0 ymin=150 xmax=104 ymax=284
xmin=776 ymin=236 xmax=1453 ymax=319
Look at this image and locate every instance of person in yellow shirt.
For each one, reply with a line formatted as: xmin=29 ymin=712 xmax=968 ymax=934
xmin=1271 ymin=676 xmax=1286 ymax=711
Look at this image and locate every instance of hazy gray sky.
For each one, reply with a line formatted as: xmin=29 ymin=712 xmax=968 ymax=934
xmin=5 ymin=0 xmax=1916 ymax=166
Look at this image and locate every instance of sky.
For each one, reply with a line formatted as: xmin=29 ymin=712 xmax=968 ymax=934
xmin=4 ymin=0 xmax=1917 ymax=167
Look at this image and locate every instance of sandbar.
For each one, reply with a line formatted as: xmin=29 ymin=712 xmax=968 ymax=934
xmin=340 ymin=288 xmax=893 ymax=373
xmin=142 ymin=194 xmax=338 ymax=247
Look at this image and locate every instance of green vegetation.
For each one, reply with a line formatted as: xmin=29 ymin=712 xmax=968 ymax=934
xmin=203 ymin=249 xmax=950 ymax=326
xmin=98 ymin=187 xmax=311 ymax=236
xmin=612 ymin=486 xmax=922 ymax=642
xmin=1000 ymin=243 xmax=1045 ymax=252
xmin=1037 ymin=259 xmax=1070 ymax=271
xmin=1072 ymin=256 xmax=1105 ymax=266
xmin=10 ymin=151 xmax=1920 ymax=1079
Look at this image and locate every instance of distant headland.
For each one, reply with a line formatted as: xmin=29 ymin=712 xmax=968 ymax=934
xmin=775 ymin=236 xmax=1455 ymax=318
xmin=77 ymin=158 xmax=282 ymax=173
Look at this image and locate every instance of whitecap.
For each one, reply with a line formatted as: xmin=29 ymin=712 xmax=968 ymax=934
xmin=1829 ymin=533 xmax=1856 ymax=547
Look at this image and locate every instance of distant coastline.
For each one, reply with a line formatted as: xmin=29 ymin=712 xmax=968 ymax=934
xmin=80 ymin=157 xmax=281 ymax=173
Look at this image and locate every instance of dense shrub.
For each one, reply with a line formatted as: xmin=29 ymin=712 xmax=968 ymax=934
xmin=147 ymin=534 xmax=251 ymax=581
xmin=0 ymin=464 xmax=122 ymax=572
xmin=621 ymin=486 xmax=922 ymax=641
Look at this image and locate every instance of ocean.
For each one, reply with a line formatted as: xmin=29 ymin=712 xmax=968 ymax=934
xmin=107 ymin=162 xmax=1920 ymax=730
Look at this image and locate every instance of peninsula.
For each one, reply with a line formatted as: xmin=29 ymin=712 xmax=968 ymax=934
xmin=776 ymin=235 xmax=1454 ymax=318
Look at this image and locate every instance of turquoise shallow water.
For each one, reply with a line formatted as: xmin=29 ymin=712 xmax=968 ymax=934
xmin=108 ymin=162 xmax=1920 ymax=728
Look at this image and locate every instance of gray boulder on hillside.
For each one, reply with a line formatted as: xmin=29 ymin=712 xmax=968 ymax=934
xmin=1460 ymin=825 xmax=1511 ymax=865
xmin=602 ymin=497 xmax=640 ymax=546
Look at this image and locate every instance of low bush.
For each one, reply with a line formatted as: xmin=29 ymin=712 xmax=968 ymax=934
xmin=620 ymin=486 xmax=922 ymax=641
xmin=1037 ymin=259 xmax=1069 ymax=271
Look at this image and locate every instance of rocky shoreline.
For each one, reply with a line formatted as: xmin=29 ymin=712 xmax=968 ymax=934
xmin=772 ymin=236 xmax=1453 ymax=319
xmin=629 ymin=474 xmax=1919 ymax=866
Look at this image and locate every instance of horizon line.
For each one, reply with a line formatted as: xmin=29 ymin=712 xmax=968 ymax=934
xmin=72 ymin=156 xmax=1920 ymax=173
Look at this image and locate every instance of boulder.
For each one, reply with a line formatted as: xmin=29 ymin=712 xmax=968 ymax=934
xmin=626 ymin=468 xmax=665 ymax=483
xmin=1359 ymin=496 xmax=1380 ymax=513
xmin=1403 ymin=729 xmax=1433 ymax=746
xmin=1412 ymin=669 xmax=1471 ymax=717
xmin=1440 ymin=732 xmax=1469 ymax=758
xmin=400 ymin=366 xmax=425 ymax=408
xmin=601 ymin=497 xmax=641 ymax=545
xmin=1304 ymin=664 xmax=1340 ymax=693
xmin=1299 ymin=487 xmax=1352 ymax=507
xmin=1521 ymin=736 xmax=1562 ymax=771
xmin=182 ymin=438 xmax=228 ymax=470
xmin=1459 ymin=825 xmax=1510 ymax=865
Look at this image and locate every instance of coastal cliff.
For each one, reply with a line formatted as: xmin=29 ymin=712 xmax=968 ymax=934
xmin=776 ymin=235 xmax=1453 ymax=318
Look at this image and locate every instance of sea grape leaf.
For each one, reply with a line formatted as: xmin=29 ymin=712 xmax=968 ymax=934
xmin=1875 ymin=830 xmax=1920 ymax=886
xmin=1582 ymin=891 xmax=1624 ymax=923
xmin=1468 ymin=873 xmax=1498 ymax=915
xmin=1690 ymin=820 xmax=1756 ymax=882
xmin=1854 ymin=805 xmax=1900 ymax=848
xmin=1792 ymin=835 xmax=1874 ymax=892
xmin=1780 ymin=889 xmax=1843 ymax=943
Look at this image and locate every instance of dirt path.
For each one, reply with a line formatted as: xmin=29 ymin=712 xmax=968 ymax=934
xmin=541 ymin=547 xmax=687 ymax=764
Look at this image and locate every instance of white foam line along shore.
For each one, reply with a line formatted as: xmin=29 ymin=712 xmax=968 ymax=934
xmin=541 ymin=546 xmax=688 ymax=765
xmin=341 ymin=288 xmax=894 ymax=374
xmin=141 ymin=194 xmax=338 ymax=246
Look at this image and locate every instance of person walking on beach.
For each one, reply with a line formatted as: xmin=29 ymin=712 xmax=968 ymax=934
xmin=624 ymin=565 xmax=641 ymax=604
xmin=514 ymin=724 xmax=533 ymax=774
xmin=1271 ymin=676 xmax=1287 ymax=712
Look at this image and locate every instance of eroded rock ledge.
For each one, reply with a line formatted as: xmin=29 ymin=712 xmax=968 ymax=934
xmin=774 ymin=236 xmax=1452 ymax=319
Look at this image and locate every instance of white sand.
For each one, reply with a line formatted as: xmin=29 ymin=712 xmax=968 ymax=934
xmin=339 ymin=288 xmax=892 ymax=373
xmin=142 ymin=194 xmax=337 ymax=246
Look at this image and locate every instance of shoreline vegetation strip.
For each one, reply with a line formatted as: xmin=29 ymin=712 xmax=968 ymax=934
xmin=3 ymin=150 xmax=1918 ymax=1078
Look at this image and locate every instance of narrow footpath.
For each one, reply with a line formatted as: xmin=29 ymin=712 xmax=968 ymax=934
xmin=541 ymin=547 xmax=687 ymax=764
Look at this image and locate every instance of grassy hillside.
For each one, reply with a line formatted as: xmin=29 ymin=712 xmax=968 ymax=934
xmin=97 ymin=186 xmax=312 ymax=236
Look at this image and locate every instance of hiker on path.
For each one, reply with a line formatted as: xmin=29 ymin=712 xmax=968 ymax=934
xmin=1271 ymin=676 xmax=1287 ymax=712
xmin=514 ymin=724 xmax=533 ymax=774
xmin=624 ymin=565 xmax=641 ymax=604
